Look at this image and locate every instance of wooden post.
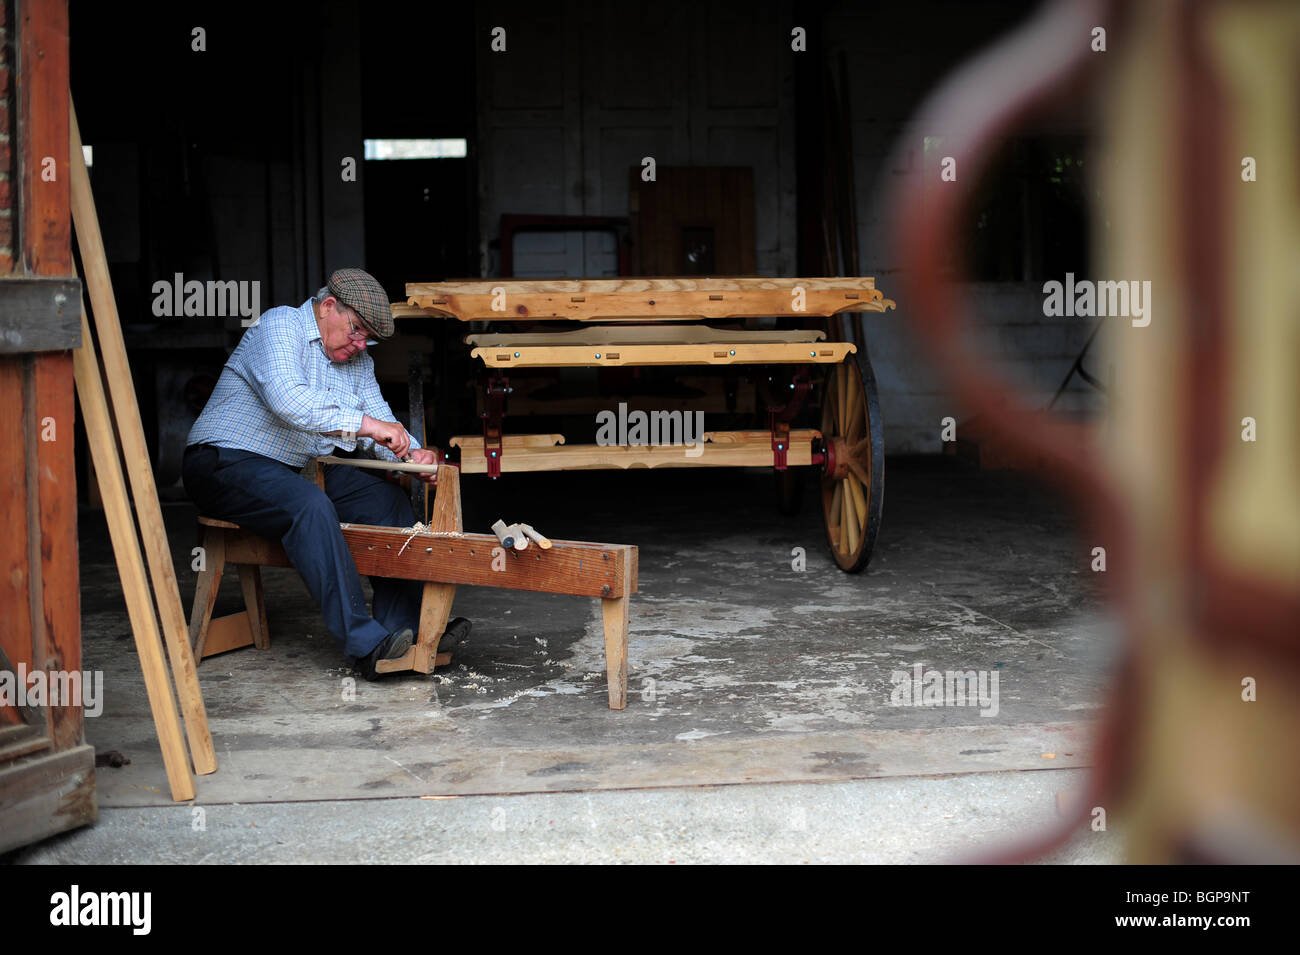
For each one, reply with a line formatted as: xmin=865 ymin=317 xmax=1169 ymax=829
xmin=68 ymin=101 xmax=216 ymax=776
xmin=602 ymin=574 xmax=631 ymax=711
xmin=72 ymin=307 xmax=194 ymax=801
xmin=407 ymin=466 xmax=460 ymax=674
xmin=188 ymin=525 xmax=226 ymax=660
xmin=236 ymin=565 xmax=270 ymax=650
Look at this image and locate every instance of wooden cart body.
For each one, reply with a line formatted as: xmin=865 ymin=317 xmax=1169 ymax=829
xmin=399 ymin=277 xmax=895 ymax=572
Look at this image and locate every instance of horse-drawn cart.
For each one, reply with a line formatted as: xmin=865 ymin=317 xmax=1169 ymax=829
xmin=399 ymin=277 xmax=895 ymax=572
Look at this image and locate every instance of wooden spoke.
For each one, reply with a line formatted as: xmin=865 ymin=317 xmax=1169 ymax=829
xmin=829 ymin=481 xmax=843 ymax=546
xmin=846 ymin=384 xmax=864 ymax=441
xmin=843 ymin=479 xmax=859 ymax=554
xmin=848 ymin=472 xmax=867 ymax=528
xmin=839 ymin=479 xmax=851 ymax=553
xmin=847 ymin=457 xmax=871 ymax=490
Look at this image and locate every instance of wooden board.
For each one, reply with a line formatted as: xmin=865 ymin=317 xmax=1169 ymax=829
xmin=72 ymin=307 xmax=195 ymax=801
xmin=455 ymin=430 xmax=822 ymax=474
xmin=0 ymin=361 xmax=37 ymax=732
xmin=470 ymin=341 xmax=855 ymax=368
xmin=0 ymin=744 xmax=96 ymax=855
xmin=19 ymin=0 xmax=71 ymax=275
xmin=199 ymin=613 xmax=256 ymax=659
xmin=449 ymin=434 xmax=566 ymax=450
xmin=414 ymin=277 xmax=883 ymax=294
xmin=219 ymin=525 xmax=636 ymax=599
xmin=34 ymin=352 xmax=82 ymax=750
xmin=315 ymin=456 xmax=439 ymax=475
xmin=464 ymin=325 xmax=826 ymax=347
xmin=0 ymin=279 xmax=82 ymax=354
xmin=407 ymin=277 xmax=896 ymax=322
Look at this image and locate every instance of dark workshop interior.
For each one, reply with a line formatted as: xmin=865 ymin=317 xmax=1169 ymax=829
xmin=2 ymin=0 xmax=1294 ymax=876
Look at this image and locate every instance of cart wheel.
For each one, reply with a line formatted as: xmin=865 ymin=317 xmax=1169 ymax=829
xmin=774 ymin=467 xmax=804 ymax=516
xmin=820 ymin=352 xmax=885 ymax=572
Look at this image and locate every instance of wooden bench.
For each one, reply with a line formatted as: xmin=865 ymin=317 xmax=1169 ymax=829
xmin=187 ymin=465 xmax=638 ymax=709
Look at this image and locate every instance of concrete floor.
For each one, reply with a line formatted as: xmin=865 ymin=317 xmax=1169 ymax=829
xmin=10 ymin=457 xmax=1121 ymax=862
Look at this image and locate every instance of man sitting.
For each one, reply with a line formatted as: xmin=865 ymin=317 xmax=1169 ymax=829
xmin=183 ymin=268 xmax=467 ymax=679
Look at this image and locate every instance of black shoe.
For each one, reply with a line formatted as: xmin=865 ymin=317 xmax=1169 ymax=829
xmin=355 ymin=627 xmax=414 ymax=681
xmin=436 ymin=617 xmax=473 ymax=653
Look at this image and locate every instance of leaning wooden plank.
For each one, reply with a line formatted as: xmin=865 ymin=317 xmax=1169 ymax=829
xmin=72 ymin=307 xmax=194 ymax=802
xmin=463 ymin=324 xmax=827 ymax=347
xmin=70 ymin=103 xmax=216 ymax=777
xmin=456 ymin=431 xmax=822 ymax=473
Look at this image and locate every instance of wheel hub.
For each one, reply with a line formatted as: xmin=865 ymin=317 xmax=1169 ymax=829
xmin=823 ymin=436 xmax=852 ymax=480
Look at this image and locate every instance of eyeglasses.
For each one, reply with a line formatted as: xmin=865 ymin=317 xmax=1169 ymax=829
xmin=342 ymin=307 xmax=375 ymax=342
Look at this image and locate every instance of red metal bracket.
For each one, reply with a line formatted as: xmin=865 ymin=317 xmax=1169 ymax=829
xmin=763 ymin=368 xmax=811 ymax=470
xmin=481 ymin=373 xmax=510 ymax=479
xmin=771 ymin=417 xmax=791 ymax=470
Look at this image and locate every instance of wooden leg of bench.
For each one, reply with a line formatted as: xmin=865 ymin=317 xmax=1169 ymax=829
xmin=236 ymin=564 xmax=270 ymax=650
xmin=602 ymin=596 xmax=629 ymax=710
xmin=411 ymin=582 xmax=457 ymax=674
xmin=189 ymin=528 xmax=226 ymax=662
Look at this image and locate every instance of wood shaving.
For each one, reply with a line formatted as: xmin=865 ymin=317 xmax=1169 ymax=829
xmin=397 ymin=521 xmax=466 ymax=555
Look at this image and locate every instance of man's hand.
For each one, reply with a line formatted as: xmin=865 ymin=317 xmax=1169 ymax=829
xmin=359 ymin=414 xmax=411 ymax=459
xmin=408 ymin=447 xmax=440 ymax=485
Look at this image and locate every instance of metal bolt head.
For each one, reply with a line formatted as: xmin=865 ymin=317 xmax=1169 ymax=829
xmin=601 ymin=584 xmax=611 ymax=596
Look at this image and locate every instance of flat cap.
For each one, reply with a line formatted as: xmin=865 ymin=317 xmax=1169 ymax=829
xmin=327 ymin=268 xmax=394 ymax=340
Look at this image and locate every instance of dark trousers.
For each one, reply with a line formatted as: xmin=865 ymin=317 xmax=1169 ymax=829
xmin=182 ymin=444 xmax=422 ymax=658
